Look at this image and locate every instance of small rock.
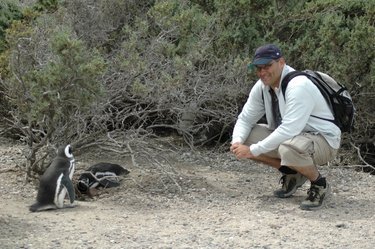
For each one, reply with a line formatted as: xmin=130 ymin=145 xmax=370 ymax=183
xmin=335 ymin=223 xmax=347 ymax=228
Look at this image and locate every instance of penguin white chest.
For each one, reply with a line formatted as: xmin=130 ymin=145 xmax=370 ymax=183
xmin=54 ymin=174 xmax=67 ymax=208
xmin=69 ymin=159 xmax=75 ymax=179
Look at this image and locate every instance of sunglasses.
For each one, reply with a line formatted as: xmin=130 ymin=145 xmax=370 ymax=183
xmin=255 ymin=60 xmax=278 ymax=72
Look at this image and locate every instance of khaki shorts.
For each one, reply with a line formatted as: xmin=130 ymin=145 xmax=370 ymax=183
xmin=244 ymin=124 xmax=337 ymax=166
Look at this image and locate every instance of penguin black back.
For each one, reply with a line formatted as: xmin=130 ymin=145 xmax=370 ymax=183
xmin=87 ymin=162 xmax=129 ymax=176
xmin=29 ymin=144 xmax=75 ymax=212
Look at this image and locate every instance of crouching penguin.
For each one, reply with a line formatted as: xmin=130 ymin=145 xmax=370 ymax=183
xmin=76 ymin=162 xmax=129 ymax=198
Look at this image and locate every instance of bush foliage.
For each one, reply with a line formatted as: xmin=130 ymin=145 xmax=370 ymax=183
xmin=0 ymin=0 xmax=22 ymax=52
xmin=0 ymin=0 xmax=374 ymax=176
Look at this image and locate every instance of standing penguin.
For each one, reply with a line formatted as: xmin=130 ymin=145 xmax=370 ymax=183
xmin=29 ymin=144 xmax=76 ymax=212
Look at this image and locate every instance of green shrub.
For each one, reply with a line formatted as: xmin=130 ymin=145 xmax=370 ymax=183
xmin=0 ymin=0 xmax=22 ymax=52
xmin=2 ymin=17 xmax=106 ymax=177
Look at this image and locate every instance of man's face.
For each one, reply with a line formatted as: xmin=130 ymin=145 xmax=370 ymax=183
xmin=255 ymin=58 xmax=285 ymax=88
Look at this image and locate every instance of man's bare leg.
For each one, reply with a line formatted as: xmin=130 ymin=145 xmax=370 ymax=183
xmin=251 ymin=153 xmax=320 ymax=182
xmin=250 ymin=154 xmax=281 ymax=169
xmin=289 ymin=165 xmax=320 ymax=181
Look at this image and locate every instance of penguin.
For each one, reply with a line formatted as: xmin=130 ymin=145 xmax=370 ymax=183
xmin=29 ymin=144 xmax=76 ymax=212
xmin=76 ymin=162 xmax=129 ymax=196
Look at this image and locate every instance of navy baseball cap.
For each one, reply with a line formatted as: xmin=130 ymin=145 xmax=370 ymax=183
xmin=250 ymin=44 xmax=282 ymax=66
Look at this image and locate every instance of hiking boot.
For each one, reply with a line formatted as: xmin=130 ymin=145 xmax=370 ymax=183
xmin=300 ymin=182 xmax=331 ymax=210
xmin=273 ymin=173 xmax=307 ymax=198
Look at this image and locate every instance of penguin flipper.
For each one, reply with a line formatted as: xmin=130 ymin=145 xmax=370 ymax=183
xmin=61 ymin=176 xmax=75 ymax=204
xmin=97 ymin=172 xmax=121 ymax=188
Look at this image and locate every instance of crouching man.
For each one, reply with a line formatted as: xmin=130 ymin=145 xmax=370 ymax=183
xmin=230 ymin=44 xmax=340 ymax=210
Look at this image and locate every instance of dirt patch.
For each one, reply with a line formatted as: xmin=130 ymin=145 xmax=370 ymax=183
xmin=1 ymin=136 xmax=375 ymax=249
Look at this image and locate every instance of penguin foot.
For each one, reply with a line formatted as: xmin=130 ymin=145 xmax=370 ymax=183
xmin=63 ymin=203 xmax=77 ymax=209
xmin=29 ymin=203 xmax=57 ymax=212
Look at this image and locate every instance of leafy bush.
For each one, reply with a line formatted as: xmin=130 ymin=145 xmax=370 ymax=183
xmin=0 ymin=0 xmax=374 ymax=176
xmin=0 ymin=0 xmax=22 ymax=52
xmin=2 ymin=12 xmax=106 ymax=178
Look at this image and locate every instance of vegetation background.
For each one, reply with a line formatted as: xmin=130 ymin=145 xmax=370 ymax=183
xmin=0 ymin=0 xmax=374 ymax=179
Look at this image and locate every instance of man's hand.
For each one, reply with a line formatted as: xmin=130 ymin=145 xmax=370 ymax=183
xmin=230 ymin=142 xmax=254 ymax=159
xmin=230 ymin=142 xmax=281 ymax=168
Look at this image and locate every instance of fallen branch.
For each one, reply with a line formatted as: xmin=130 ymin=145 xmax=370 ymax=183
xmin=0 ymin=167 xmax=19 ymax=173
xmin=351 ymin=142 xmax=374 ymax=170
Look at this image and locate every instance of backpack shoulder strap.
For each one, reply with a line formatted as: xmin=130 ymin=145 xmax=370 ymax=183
xmin=281 ymin=70 xmax=331 ymax=107
xmin=280 ymin=70 xmax=309 ymax=99
xmin=281 ymin=70 xmax=337 ymax=125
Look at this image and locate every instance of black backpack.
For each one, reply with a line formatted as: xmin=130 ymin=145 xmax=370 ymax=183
xmin=281 ymin=70 xmax=355 ymax=133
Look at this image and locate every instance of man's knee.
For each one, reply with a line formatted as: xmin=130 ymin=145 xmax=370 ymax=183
xmin=244 ymin=124 xmax=273 ymax=145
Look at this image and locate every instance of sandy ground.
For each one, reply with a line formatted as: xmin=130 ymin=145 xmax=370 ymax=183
xmin=1 ymin=136 xmax=375 ymax=249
